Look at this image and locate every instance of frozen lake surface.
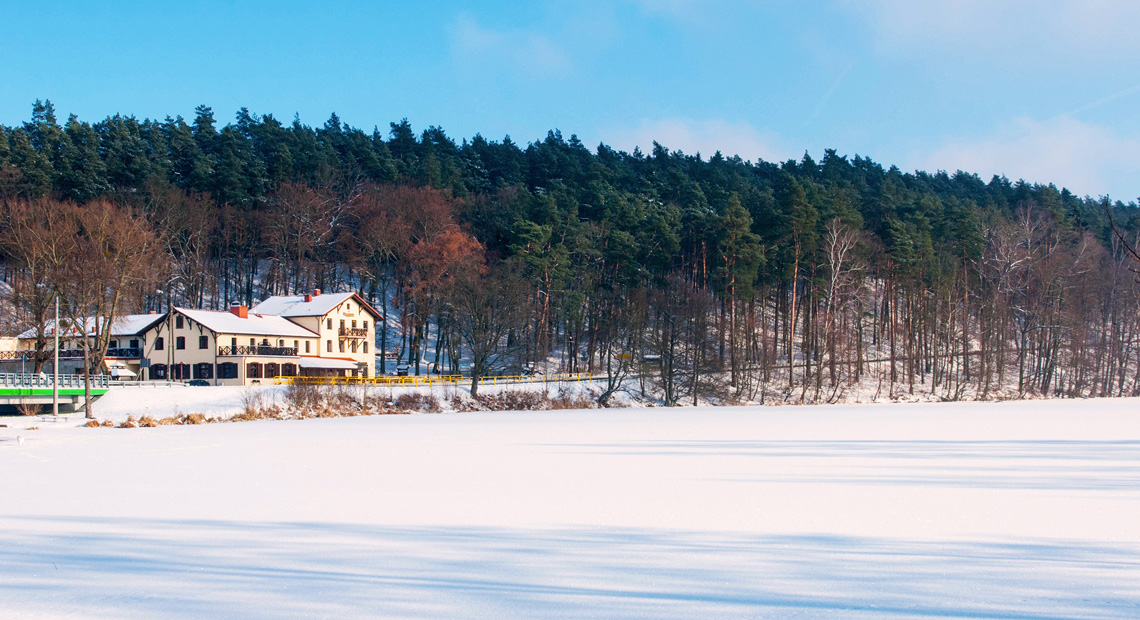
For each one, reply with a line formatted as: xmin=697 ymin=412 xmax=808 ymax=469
xmin=1 ymin=400 xmax=1138 ymax=618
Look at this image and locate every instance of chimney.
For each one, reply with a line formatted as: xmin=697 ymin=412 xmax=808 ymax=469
xmin=230 ymin=305 xmax=248 ymax=319
xmin=312 ymin=289 xmax=321 ymax=297
xmin=304 ymin=294 xmax=313 ymax=302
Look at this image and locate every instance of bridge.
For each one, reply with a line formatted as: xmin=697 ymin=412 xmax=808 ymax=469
xmin=0 ymin=373 xmax=110 ymax=413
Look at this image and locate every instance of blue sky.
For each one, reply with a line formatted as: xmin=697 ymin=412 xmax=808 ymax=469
xmin=3 ymin=0 xmax=1139 ymax=200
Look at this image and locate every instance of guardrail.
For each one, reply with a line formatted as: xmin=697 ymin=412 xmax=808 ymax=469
xmin=274 ymin=372 xmax=595 ymax=388
xmin=0 ymin=372 xmax=110 ymax=389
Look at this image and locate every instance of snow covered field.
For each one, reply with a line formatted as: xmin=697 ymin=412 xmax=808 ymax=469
xmin=1 ymin=400 xmax=1138 ymax=618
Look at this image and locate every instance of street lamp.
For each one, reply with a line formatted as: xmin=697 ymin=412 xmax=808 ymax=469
xmin=52 ymin=291 xmax=58 ymax=416
xmin=158 ymin=273 xmax=182 ymax=383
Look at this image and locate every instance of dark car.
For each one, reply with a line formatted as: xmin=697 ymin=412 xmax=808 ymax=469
xmin=186 ymin=379 xmax=210 ymax=386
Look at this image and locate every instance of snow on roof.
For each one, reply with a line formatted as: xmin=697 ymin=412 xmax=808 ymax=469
xmin=177 ymin=308 xmax=318 ymax=338
xmin=17 ymin=313 xmax=167 ymax=339
xmin=251 ymin=292 xmax=374 ymax=318
xmin=298 ymin=357 xmax=360 ymax=370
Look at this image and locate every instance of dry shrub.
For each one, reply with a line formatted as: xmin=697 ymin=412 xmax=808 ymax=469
xmin=550 ymin=387 xmax=597 ymax=410
xmin=394 ymin=392 xmax=441 ymax=413
xmin=184 ymin=413 xmax=206 ymax=425
xmin=25 ymin=426 xmax=39 ymax=431
xmin=16 ymin=400 xmax=41 ymax=416
xmin=157 ymin=417 xmax=180 ymax=425
xmin=240 ymin=388 xmax=266 ymax=417
xmin=100 ymin=419 xmax=114 ymax=427
xmin=473 ymin=390 xmax=551 ymax=411
xmin=84 ymin=419 xmax=101 ymax=428
xmin=137 ymin=416 xmax=159 ymax=428
xmin=284 ymin=382 xmax=322 ymax=410
xmin=118 ymin=416 xmax=138 ymax=428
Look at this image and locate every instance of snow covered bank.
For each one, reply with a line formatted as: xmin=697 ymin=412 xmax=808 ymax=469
xmin=1 ymin=402 xmax=1138 ymax=618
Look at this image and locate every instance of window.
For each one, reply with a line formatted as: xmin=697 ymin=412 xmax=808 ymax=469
xmin=176 ymin=316 xmax=184 ymax=329
xmin=155 ymin=337 xmax=164 ymax=351
xmin=108 ymin=340 xmax=118 ymax=349
xmin=339 ymin=341 xmax=345 ymax=353
xmin=278 ymin=339 xmax=284 ymax=347
xmin=363 ymin=342 xmax=368 ymax=353
xmin=151 ymin=363 xmax=167 ymax=379
xmin=281 ymin=363 xmax=297 ymax=377
xmin=265 ymin=363 xmax=279 ymax=378
xmin=198 ymin=335 xmax=208 ymax=349
xmin=351 ymin=320 xmax=356 ymax=329
xmin=231 ymin=337 xmax=237 ymax=348
xmin=351 ymin=341 xmax=357 ymax=353
xmin=305 ymin=341 xmax=310 ymax=353
xmin=293 ymin=340 xmax=298 ymax=351
xmin=219 ymin=363 xmax=238 ymax=379
xmin=327 ymin=318 xmax=333 ymax=330
xmin=129 ymin=339 xmax=139 ymax=349
xmin=327 ymin=340 xmax=332 ymax=352
xmin=193 ymin=362 xmax=213 ymax=380
xmin=363 ymin=321 xmax=368 ymax=331
xmin=246 ymin=362 xmax=262 ymax=378
xmin=340 ymin=320 xmax=345 ymax=329
xmin=173 ymin=363 xmax=190 ymax=380
xmin=176 ymin=336 xmax=185 ymax=350
xmin=250 ymin=338 xmax=255 ymax=346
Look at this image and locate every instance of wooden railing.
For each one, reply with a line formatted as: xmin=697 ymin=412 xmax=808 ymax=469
xmin=0 ymin=349 xmax=86 ymax=360
xmin=338 ymin=327 xmax=368 ymax=338
xmin=217 ymin=345 xmax=298 ymax=357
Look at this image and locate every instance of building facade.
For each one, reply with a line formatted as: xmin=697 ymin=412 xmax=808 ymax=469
xmin=251 ymin=289 xmax=380 ymax=378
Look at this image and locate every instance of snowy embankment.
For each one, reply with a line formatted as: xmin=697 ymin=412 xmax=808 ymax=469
xmin=1 ymin=401 xmax=1138 ymax=618
xmin=10 ymin=380 xmax=612 ymax=427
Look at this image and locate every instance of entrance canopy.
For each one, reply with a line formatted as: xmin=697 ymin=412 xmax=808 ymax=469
xmin=298 ymin=357 xmax=358 ymax=370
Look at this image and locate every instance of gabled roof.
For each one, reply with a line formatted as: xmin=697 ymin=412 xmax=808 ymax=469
xmin=176 ymin=308 xmax=318 ymax=338
xmin=251 ymin=291 xmax=380 ymax=319
xmin=18 ymin=313 xmax=167 ymax=340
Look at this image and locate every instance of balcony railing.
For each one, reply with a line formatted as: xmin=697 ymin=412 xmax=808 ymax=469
xmin=217 ymin=345 xmax=298 ymax=357
xmin=339 ymin=327 xmax=368 ymax=339
xmin=0 ymin=349 xmax=86 ymax=360
xmin=1 ymin=348 xmax=141 ymax=360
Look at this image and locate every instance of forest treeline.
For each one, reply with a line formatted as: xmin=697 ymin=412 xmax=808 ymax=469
xmin=3 ymin=99 xmax=1140 ymax=403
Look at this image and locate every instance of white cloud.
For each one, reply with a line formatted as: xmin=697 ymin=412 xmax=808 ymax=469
xmin=450 ymin=15 xmax=572 ymax=78
xmin=603 ymin=118 xmax=791 ymax=163
xmin=913 ymin=116 xmax=1140 ymax=200
xmin=855 ymin=0 xmax=1140 ymax=60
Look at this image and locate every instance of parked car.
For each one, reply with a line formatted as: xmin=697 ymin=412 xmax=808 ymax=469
xmin=186 ymin=379 xmax=210 ymax=386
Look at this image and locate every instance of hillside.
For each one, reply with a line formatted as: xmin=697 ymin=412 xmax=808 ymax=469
xmin=3 ymin=101 xmax=1140 ymax=403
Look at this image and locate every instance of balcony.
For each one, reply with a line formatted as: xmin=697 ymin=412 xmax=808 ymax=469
xmin=339 ymin=327 xmax=368 ymax=339
xmin=217 ymin=345 xmax=298 ymax=357
xmin=105 ymin=347 xmax=143 ymax=358
xmin=0 ymin=349 xmax=86 ymax=360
